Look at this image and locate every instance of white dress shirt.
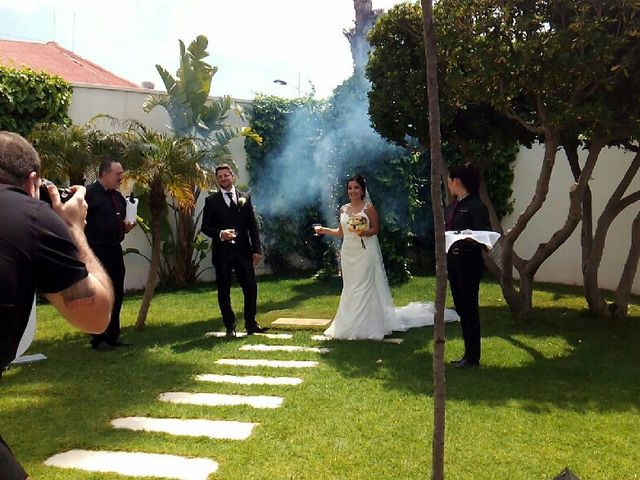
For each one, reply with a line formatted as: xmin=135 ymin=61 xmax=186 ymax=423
xmin=222 ymin=187 xmax=237 ymax=207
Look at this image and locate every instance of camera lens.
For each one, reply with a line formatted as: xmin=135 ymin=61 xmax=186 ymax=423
xmin=39 ymin=179 xmax=71 ymax=205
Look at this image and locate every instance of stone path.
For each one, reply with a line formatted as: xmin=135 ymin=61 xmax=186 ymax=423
xmin=215 ymin=358 xmax=319 ymax=368
xmin=44 ymin=450 xmax=218 ymax=480
xmin=196 ymin=373 xmax=303 ymax=386
xmin=159 ymin=392 xmax=284 ymax=409
xmin=111 ymin=417 xmax=257 ymax=440
xmin=44 ymin=331 xmax=331 ymax=478
xmin=239 ymin=344 xmax=331 ymax=354
xmin=271 ymin=317 xmax=331 ymax=327
xmin=205 ymin=331 xmax=293 ymax=339
xmin=311 ymin=334 xmax=404 ymax=344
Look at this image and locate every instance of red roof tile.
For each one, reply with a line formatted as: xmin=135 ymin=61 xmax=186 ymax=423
xmin=0 ymin=39 xmax=140 ymax=89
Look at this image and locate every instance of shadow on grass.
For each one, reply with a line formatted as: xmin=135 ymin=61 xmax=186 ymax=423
xmin=152 ymin=274 xmax=342 ymax=317
xmin=320 ymin=305 xmax=640 ymax=413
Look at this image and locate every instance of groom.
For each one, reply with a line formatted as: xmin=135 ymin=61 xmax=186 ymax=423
xmin=201 ymin=164 xmax=267 ymax=337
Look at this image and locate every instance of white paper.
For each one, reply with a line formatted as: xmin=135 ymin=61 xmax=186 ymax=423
xmin=445 ymin=230 xmax=500 ymax=253
xmin=125 ymin=198 xmax=139 ymax=224
xmin=16 ymin=296 xmax=36 ymax=359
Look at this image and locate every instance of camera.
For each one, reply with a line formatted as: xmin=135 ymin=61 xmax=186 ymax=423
xmin=39 ymin=179 xmax=72 ymax=205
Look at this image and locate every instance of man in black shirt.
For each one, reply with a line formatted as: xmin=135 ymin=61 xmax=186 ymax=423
xmin=445 ymin=163 xmax=491 ymax=368
xmin=85 ymin=159 xmax=136 ymax=351
xmin=0 ymin=131 xmax=113 ymax=479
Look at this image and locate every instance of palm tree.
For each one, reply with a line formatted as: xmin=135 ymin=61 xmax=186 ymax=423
xmin=28 ymin=121 xmax=124 ymax=185
xmin=124 ymin=122 xmax=208 ymax=329
xmin=143 ymin=35 xmax=259 ymax=287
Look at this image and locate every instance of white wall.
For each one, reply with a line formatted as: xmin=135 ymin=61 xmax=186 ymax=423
xmin=68 ymin=83 xmax=251 ymax=290
xmin=504 ymin=143 xmax=640 ymax=295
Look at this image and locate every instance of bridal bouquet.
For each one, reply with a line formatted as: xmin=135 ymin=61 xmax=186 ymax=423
xmin=347 ymin=216 xmax=368 ymax=249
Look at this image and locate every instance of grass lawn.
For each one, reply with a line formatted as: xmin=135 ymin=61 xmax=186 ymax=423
xmin=1 ymin=275 xmax=639 ymax=479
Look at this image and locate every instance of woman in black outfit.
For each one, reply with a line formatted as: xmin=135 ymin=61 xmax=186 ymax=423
xmin=445 ymin=164 xmax=491 ymax=368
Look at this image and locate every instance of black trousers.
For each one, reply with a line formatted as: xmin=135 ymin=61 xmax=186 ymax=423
xmin=90 ymin=244 xmax=125 ymax=345
xmin=447 ymin=249 xmax=484 ymax=363
xmin=0 ymin=434 xmax=27 ymax=480
xmin=213 ymin=251 xmax=257 ymax=330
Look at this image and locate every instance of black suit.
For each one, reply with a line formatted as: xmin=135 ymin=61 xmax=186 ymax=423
xmin=445 ymin=194 xmax=490 ymax=364
xmin=201 ymin=189 xmax=261 ymax=331
xmin=85 ymin=181 xmax=127 ymax=347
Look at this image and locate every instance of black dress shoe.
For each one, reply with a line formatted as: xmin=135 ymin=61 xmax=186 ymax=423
xmin=91 ymin=341 xmax=115 ymax=352
xmin=111 ymin=340 xmax=132 ymax=347
xmin=455 ymin=358 xmax=479 ymax=369
xmin=245 ymin=324 xmax=269 ymax=335
xmin=449 ymin=356 xmax=465 ymax=365
xmin=225 ymin=328 xmax=237 ymax=338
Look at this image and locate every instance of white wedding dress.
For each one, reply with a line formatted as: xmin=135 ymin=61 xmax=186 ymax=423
xmin=324 ymin=208 xmax=459 ymax=341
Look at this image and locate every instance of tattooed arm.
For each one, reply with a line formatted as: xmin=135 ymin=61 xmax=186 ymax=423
xmin=43 ymin=185 xmax=113 ymax=334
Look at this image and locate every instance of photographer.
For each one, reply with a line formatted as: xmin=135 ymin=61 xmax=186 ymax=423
xmin=0 ymin=132 xmax=113 ymax=479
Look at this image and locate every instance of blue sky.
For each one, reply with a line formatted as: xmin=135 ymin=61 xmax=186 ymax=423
xmin=0 ymin=0 xmax=404 ymax=100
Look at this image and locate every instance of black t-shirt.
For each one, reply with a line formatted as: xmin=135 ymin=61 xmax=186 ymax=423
xmin=0 ymin=185 xmax=88 ymax=369
xmin=445 ymin=194 xmax=490 ymax=232
xmin=445 ymin=194 xmax=491 ymax=254
xmin=85 ymin=181 xmax=126 ymax=247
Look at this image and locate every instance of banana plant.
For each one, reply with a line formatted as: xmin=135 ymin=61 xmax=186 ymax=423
xmin=141 ymin=35 xmax=261 ymax=287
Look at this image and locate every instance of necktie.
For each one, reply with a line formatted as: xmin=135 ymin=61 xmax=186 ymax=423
xmin=226 ymin=191 xmax=235 ymax=206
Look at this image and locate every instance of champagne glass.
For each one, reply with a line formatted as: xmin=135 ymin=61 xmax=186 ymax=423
xmin=312 ymin=223 xmax=322 ymax=236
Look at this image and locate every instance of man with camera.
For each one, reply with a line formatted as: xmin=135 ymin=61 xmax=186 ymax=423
xmin=0 ymin=131 xmax=113 ymax=479
xmin=85 ymin=158 xmax=136 ymax=351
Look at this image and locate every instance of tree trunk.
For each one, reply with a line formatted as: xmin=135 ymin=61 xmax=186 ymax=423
xmin=524 ymin=139 xmax=605 ymax=281
xmin=584 ymin=150 xmax=640 ymax=316
xmin=420 ymin=1 xmax=447 ymax=478
xmin=563 ymin=140 xmax=593 ymax=278
xmin=498 ymin=131 xmax=560 ymax=319
xmin=499 ymin=131 xmax=612 ymax=320
xmin=613 ymin=209 xmax=640 ymax=317
xmin=135 ymin=185 xmax=165 ymax=329
xmin=173 ymin=204 xmax=197 ymax=286
xmin=346 ymin=0 xmax=381 ymax=75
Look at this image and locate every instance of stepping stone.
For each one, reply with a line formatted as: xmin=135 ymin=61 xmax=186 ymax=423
xmin=272 ymin=317 xmax=331 ymax=327
xmin=383 ymin=338 xmax=404 ymax=344
xmin=215 ymin=358 xmax=318 ymax=368
xmin=44 ymin=449 xmax=217 ymax=480
xmin=239 ymin=344 xmax=331 ymax=354
xmin=196 ymin=374 xmax=303 ymax=386
xmin=159 ymin=392 xmax=283 ymax=409
xmin=11 ymin=353 xmax=47 ymax=365
xmin=311 ymin=334 xmax=404 ymax=344
xmin=205 ymin=331 xmax=293 ymax=339
xmin=111 ymin=417 xmax=257 ymax=440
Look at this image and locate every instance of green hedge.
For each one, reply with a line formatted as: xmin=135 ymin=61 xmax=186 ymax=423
xmin=0 ymin=65 xmax=72 ymax=136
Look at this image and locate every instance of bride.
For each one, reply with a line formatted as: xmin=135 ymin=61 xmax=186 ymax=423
xmin=315 ymin=175 xmax=458 ymax=340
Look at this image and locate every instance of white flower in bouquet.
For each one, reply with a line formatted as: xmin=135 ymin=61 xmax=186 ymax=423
xmin=347 ymin=216 xmax=368 ymax=233
xmin=347 ymin=215 xmax=368 ymax=249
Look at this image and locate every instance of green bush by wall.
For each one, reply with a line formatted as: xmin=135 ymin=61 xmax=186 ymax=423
xmin=0 ymin=65 xmax=72 ymax=136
